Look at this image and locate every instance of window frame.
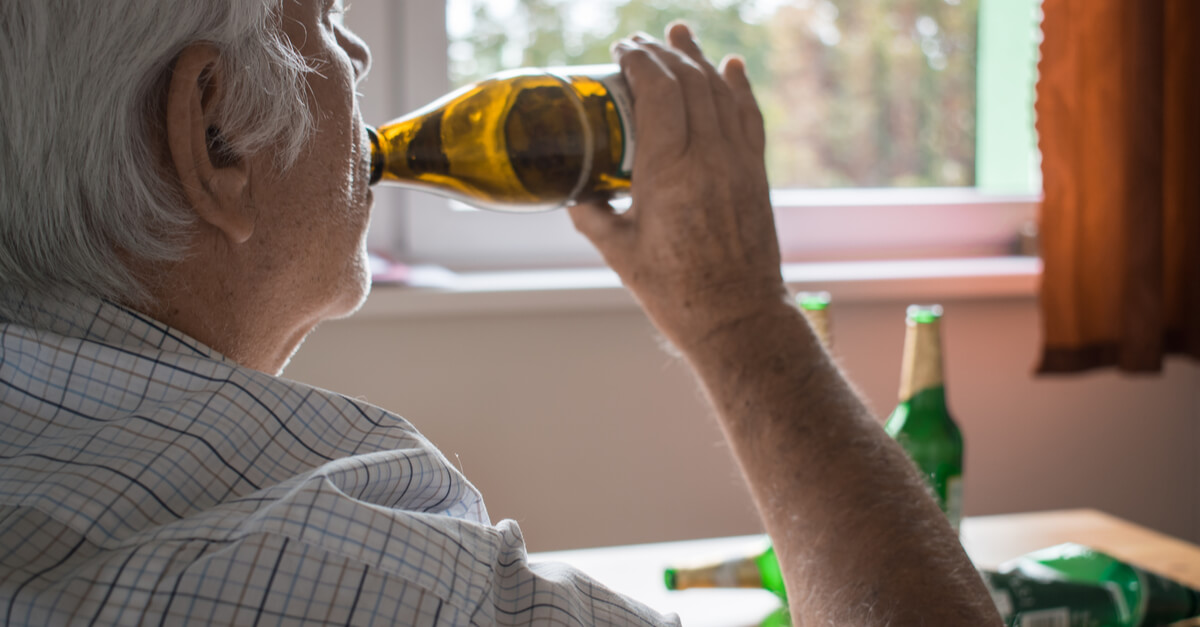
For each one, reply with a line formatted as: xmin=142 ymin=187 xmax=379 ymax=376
xmin=349 ymin=0 xmax=1041 ymax=272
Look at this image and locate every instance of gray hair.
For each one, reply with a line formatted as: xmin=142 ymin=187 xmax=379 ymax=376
xmin=0 ymin=1 xmax=315 ymax=307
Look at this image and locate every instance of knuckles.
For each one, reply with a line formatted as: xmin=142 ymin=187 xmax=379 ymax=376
xmin=617 ymin=46 xmax=655 ymax=68
xmin=671 ymin=59 xmax=708 ymax=83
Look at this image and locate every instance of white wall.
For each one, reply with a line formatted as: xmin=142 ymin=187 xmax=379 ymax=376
xmin=285 ymin=292 xmax=1200 ymax=552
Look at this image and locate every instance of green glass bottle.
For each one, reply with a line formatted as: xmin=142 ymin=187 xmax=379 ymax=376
xmin=884 ymin=305 xmax=964 ymax=532
xmin=664 ymin=545 xmax=787 ymax=599
xmin=984 ymin=543 xmax=1200 ymax=626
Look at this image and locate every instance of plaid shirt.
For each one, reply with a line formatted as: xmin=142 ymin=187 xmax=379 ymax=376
xmin=0 ymin=288 xmax=676 ymax=626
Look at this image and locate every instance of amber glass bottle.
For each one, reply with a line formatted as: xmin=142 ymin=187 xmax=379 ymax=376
xmin=367 ymin=65 xmax=634 ymax=212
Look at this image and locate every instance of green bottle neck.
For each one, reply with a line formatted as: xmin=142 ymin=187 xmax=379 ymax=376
xmin=756 ymin=546 xmax=787 ymax=599
xmin=886 ymin=385 xmax=952 ymax=438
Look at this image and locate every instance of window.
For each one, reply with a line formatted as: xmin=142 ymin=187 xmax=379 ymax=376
xmin=347 ymin=0 xmax=1041 ymax=271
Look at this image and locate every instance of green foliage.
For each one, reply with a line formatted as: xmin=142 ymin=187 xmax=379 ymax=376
xmin=449 ymin=0 xmax=979 ymax=189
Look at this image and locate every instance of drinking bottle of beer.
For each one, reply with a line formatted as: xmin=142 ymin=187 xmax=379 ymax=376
xmin=367 ymin=65 xmax=635 ymax=212
xmin=884 ymin=305 xmax=964 ymax=531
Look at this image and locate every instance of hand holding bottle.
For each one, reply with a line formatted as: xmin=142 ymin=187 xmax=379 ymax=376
xmin=568 ymin=23 xmax=791 ymax=354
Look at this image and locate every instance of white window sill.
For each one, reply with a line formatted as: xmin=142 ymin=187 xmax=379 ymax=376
xmin=352 ymin=256 xmax=1041 ymax=320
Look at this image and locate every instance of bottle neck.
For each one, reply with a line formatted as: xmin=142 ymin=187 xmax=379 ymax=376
xmin=898 ymin=319 xmax=944 ymax=403
xmin=367 ymin=127 xmax=384 ymax=185
xmin=666 ymin=555 xmax=764 ymax=590
xmin=803 ymin=307 xmax=832 ymax=348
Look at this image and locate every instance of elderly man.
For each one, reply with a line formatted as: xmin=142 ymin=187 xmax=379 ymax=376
xmin=0 ymin=0 xmax=999 ymax=624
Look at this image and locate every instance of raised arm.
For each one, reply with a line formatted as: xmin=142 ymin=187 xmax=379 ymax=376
xmin=568 ymin=23 xmax=1001 ymax=625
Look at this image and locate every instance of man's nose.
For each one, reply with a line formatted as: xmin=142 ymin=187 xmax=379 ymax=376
xmin=338 ymin=25 xmax=371 ymax=81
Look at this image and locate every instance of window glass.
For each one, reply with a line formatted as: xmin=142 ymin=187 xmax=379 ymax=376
xmin=447 ymin=0 xmax=987 ymax=190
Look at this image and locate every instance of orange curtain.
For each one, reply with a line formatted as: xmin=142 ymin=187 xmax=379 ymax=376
xmin=1036 ymin=0 xmax=1200 ymax=373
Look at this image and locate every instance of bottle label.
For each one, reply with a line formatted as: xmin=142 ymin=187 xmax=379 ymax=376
xmin=1014 ymin=607 xmax=1071 ymax=626
xmin=990 ymin=588 xmax=1015 ymax=618
xmin=983 ymin=569 xmax=1129 ymax=627
xmin=944 ymin=474 xmax=963 ymax=532
xmin=600 ymin=73 xmax=636 ymax=177
xmin=669 ymin=555 xmax=764 ymax=590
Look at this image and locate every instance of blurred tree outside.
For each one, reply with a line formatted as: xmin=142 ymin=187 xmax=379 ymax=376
xmin=448 ymin=0 xmax=982 ymax=190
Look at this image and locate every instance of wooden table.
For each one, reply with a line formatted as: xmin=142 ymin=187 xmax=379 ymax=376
xmin=961 ymin=510 xmax=1200 ymax=588
xmin=528 ymin=509 xmax=1200 ymax=626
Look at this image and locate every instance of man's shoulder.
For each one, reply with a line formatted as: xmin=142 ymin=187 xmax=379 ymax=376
xmin=0 ymin=287 xmax=488 ymax=542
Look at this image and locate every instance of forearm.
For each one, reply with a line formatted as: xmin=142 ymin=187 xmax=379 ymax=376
xmin=678 ymin=298 xmax=1001 ymax=625
xmin=568 ymin=24 xmax=999 ymax=624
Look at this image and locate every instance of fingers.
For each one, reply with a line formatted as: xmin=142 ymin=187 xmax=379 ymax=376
xmin=612 ymin=39 xmax=689 ymax=159
xmin=628 ymin=31 xmax=721 ymax=146
xmin=666 ymin=23 xmax=741 ymax=146
xmin=613 ymin=25 xmax=763 ymax=159
xmin=567 ymin=199 xmax=629 ymax=249
xmin=720 ymin=55 xmax=767 ymax=157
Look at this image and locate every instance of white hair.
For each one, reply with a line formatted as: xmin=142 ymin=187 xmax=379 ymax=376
xmin=0 ymin=0 xmax=315 ymax=307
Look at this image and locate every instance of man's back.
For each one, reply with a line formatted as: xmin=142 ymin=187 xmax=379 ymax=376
xmin=0 ymin=288 xmax=674 ymax=625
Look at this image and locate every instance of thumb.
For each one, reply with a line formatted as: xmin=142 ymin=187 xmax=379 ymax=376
xmin=567 ymin=200 xmax=628 ymax=249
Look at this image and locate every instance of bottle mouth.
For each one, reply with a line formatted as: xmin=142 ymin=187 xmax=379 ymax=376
xmin=366 ymin=126 xmax=384 ymax=186
xmin=796 ymin=291 xmax=831 ymax=311
xmin=907 ymin=304 xmax=944 ymax=324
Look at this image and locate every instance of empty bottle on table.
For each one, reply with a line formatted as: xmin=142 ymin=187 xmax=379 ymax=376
xmin=663 ymin=544 xmax=786 ymax=599
xmin=884 ymin=304 xmax=964 ymax=532
xmin=984 ymin=543 xmax=1200 ymax=626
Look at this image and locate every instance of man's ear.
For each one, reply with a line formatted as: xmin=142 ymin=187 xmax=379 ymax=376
xmin=165 ymin=43 xmax=254 ymax=245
